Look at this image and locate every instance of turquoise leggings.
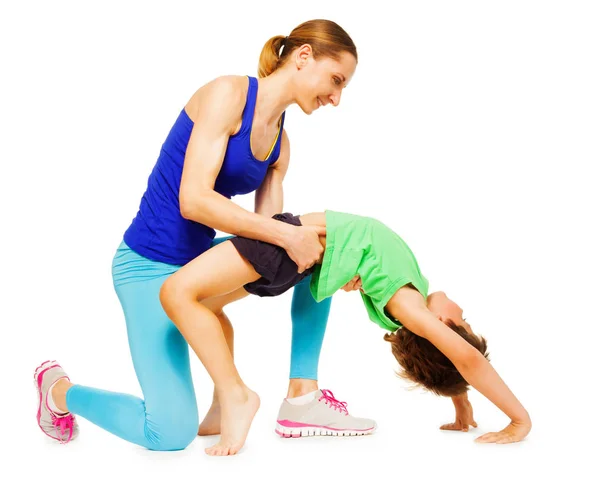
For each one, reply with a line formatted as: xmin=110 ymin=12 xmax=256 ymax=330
xmin=65 ymin=238 xmax=332 ymax=451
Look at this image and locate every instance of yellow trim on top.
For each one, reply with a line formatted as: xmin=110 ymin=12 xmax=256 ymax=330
xmin=263 ymin=116 xmax=282 ymax=161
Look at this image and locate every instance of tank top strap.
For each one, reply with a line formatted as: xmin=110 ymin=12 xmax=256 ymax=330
xmin=239 ymin=76 xmax=258 ymax=135
xmin=267 ymin=110 xmax=286 ymax=164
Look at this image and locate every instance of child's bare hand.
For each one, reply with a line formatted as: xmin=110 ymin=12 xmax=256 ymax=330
xmin=341 ymin=275 xmax=362 ymax=292
xmin=475 ymin=417 xmax=532 ymax=444
xmin=440 ymin=394 xmax=477 ymax=432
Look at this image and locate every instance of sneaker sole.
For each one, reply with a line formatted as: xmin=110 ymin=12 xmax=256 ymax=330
xmin=275 ymin=421 xmax=376 ymax=438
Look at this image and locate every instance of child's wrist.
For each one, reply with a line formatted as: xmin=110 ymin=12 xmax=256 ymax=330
xmin=451 ymin=392 xmax=468 ymax=406
xmin=513 ymin=410 xmax=531 ymax=425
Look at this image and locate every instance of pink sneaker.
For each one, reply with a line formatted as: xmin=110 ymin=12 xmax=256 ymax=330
xmin=34 ymin=360 xmax=79 ymax=444
xmin=275 ymin=389 xmax=377 ymax=438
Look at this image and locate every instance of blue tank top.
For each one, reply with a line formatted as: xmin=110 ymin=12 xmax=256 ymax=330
xmin=123 ymin=76 xmax=286 ymax=265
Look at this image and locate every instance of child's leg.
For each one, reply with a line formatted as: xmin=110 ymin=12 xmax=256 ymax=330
xmin=197 ymin=288 xmax=249 ymax=436
xmin=53 ymin=245 xmax=200 ymax=451
xmin=211 ymin=222 xmax=333 ymax=396
xmin=193 ymin=277 xmax=334 ymax=431
xmin=160 ymin=240 xmax=261 ymax=456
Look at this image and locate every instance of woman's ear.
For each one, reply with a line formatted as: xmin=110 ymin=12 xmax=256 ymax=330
xmin=295 ymin=44 xmax=313 ymax=68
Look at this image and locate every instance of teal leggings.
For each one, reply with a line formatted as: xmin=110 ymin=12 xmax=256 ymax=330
xmin=65 ymin=239 xmax=332 ymax=451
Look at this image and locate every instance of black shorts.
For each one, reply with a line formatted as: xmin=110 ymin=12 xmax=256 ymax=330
xmin=230 ymin=213 xmax=314 ymax=297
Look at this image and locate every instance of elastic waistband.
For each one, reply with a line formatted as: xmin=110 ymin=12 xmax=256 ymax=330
xmin=112 ymin=241 xmax=181 ymax=287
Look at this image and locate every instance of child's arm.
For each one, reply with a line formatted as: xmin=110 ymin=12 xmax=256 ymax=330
xmin=386 ymin=286 xmax=532 ymax=444
xmin=440 ymin=392 xmax=478 ymax=432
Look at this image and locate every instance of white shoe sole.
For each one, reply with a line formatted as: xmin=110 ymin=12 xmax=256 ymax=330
xmin=275 ymin=422 xmax=376 ymax=438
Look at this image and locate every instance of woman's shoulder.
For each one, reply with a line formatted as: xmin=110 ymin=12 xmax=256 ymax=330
xmin=209 ymin=74 xmax=249 ymax=93
xmin=197 ymin=75 xmax=248 ymax=103
xmin=185 ymin=75 xmax=250 ymax=123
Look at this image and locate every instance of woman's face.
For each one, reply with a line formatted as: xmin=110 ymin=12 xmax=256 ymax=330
xmin=292 ymin=46 xmax=357 ymax=114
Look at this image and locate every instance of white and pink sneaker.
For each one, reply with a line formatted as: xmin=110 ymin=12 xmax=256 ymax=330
xmin=275 ymin=389 xmax=376 ymax=438
xmin=34 ymin=360 xmax=79 ymax=444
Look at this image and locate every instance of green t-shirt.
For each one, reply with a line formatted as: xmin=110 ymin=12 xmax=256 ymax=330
xmin=309 ymin=210 xmax=429 ymax=332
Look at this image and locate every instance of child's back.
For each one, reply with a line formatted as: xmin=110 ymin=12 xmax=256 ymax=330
xmin=309 ymin=210 xmax=429 ymax=331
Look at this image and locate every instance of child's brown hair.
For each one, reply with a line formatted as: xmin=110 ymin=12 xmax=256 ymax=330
xmin=384 ymin=321 xmax=489 ymax=397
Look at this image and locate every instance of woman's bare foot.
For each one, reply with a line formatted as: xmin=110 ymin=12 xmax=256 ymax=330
xmin=198 ymin=401 xmax=221 ymax=436
xmin=205 ymin=386 xmax=260 ymax=456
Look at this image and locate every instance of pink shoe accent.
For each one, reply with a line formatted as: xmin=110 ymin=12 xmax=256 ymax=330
xmin=318 ymin=389 xmax=348 ymax=415
xmin=51 ymin=415 xmax=75 ymax=443
xmin=277 ymin=419 xmax=373 ymax=432
xmin=36 ymin=362 xmax=60 ymax=425
xmin=33 ymin=360 xmax=54 ymax=378
xmin=275 ymin=429 xmax=302 ymax=438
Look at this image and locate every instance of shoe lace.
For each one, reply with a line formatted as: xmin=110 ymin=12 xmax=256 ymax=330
xmin=52 ymin=414 xmax=74 ymax=444
xmin=319 ymin=389 xmax=349 ymax=415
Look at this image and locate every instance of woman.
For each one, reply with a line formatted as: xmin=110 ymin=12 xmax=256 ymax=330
xmin=34 ymin=19 xmax=362 ymax=453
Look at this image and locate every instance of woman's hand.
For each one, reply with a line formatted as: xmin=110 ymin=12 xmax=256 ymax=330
xmin=283 ymin=225 xmax=326 ymax=273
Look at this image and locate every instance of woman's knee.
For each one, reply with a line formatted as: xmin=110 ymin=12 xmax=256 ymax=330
xmin=145 ymin=410 xmax=199 ymax=451
xmin=159 ymin=274 xmax=191 ymax=319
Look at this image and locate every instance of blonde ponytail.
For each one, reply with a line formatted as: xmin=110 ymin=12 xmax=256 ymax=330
xmin=258 ymin=35 xmax=287 ymax=78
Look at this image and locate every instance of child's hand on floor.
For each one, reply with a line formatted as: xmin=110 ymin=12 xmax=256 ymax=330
xmin=475 ymin=416 xmax=532 ymax=444
xmin=440 ymin=392 xmax=478 ymax=432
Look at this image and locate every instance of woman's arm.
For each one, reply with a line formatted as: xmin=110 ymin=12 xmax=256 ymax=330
xmin=180 ymin=77 xmax=290 ymax=245
xmin=179 ymin=78 xmax=322 ymax=272
xmin=386 ymin=286 xmax=532 ymax=443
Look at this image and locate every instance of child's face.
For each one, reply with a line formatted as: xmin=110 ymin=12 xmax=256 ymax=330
xmin=426 ymin=291 xmax=473 ymax=333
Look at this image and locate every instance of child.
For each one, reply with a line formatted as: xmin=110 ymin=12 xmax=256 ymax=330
xmin=159 ymin=210 xmax=532 ymax=455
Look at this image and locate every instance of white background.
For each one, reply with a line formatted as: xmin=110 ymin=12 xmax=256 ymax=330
xmin=2 ymin=1 xmax=599 ymax=486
